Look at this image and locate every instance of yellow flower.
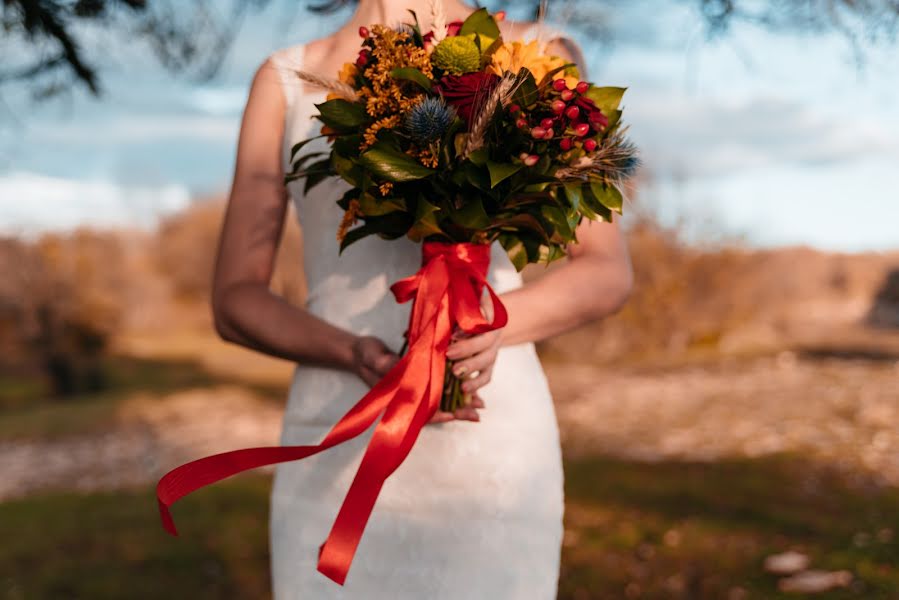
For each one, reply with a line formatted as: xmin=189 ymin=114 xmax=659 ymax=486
xmin=488 ymin=40 xmax=579 ymax=87
xmin=338 ymin=62 xmax=358 ymax=86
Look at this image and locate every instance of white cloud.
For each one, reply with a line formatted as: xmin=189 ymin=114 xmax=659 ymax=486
xmin=0 ymin=172 xmax=191 ymax=235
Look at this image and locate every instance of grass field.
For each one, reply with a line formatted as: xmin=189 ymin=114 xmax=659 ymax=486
xmin=2 ymin=453 xmax=896 ymax=599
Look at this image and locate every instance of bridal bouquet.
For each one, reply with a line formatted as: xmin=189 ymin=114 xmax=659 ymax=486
xmin=157 ymin=5 xmax=637 ymax=587
xmin=288 ymin=7 xmax=637 ymax=411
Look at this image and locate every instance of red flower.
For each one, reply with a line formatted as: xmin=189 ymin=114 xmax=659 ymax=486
xmin=433 ymin=72 xmax=500 ymax=126
xmin=446 ymin=20 xmax=464 ymax=37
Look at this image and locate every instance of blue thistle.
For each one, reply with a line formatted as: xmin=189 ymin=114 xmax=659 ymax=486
xmin=404 ymin=97 xmax=456 ymax=145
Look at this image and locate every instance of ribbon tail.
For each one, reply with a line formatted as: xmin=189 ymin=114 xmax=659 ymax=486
xmin=156 ymin=348 xmax=415 ymax=537
xmin=317 ymin=282 xmax=453 ymax=585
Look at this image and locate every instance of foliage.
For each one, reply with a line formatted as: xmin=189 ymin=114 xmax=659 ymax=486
xmin=287 ymin=8 xmax=639 ymax=270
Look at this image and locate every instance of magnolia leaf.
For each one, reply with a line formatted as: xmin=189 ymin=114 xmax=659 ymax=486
xmin=467 ymin=148 xmax=488 ymax=166
xmin=582 ymin=182 xmax=613 ymax=222
xmin=459 ymin=7 xmax=500 ymax=38
xmin=590 ymin=181 xmax=623 ymax=214
xmin=448 ymin=195 xmax=490 ymax=229
xmin=339 ymin=222 xmax=377 ymax=253
xmin=315 ymin=99 xmax=369 ymax=131
xmin=562 ymin=181 xmax=584 ymax=211
xmin=486 ymin=160 xmax=523 ymax=188
xmin=288 ymin=151 xmax=327 ymax=174
xmin=490 ymin=214 xmax=551 ymax=243
xmin=289 ymin=135 xmax=326 ymax=161
xmin=584 ymin=87 xmax=626 ymax=116
xmin=390 ymin=67 xmax=433 ymax=91
xmin=333 ymin=133 xmax=363 ymax=157
xmin=511 ymin=68 xmax=539 ymax=108
xmin=407 ymin=197 xmax=443 ymax=242
xmin=498 ymin=234 xmax=528 ymax=272
xmin=358 ymin=192 xmax=406 ymax=216
xmin=359 ymin=142 xmax=435 ymax=182
xmin=540 ymin=204 xmax=573 ymax=240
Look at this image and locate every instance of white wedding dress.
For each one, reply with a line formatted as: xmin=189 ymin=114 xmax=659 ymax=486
xmin=267 ymin=39 xmax=564 ymax=599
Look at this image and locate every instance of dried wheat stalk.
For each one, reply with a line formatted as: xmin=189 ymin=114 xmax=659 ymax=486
xmin=462 ymin=73 xmax=521 ymax=159
xmin=293 ymin=70 xmax=356 ymax=101
xmin=429 ymin=0 xmax=448 ymax=43
xmin=555 ymin=132 xmax=640 ymax=186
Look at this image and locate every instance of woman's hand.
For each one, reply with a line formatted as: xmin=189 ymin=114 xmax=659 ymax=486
xmin=444 ymin=328 xmax=503 ymax=398
xmin=443 ymin=288 xmax=503 ymax=399
xmin=350 ymin=335 xmax=485 ymax=424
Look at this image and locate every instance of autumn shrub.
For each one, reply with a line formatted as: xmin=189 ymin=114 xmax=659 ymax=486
xmin=0 ymin=230 xmax=126 ymax=402
xmin=154 ymin=199 xmax=306 ymax=306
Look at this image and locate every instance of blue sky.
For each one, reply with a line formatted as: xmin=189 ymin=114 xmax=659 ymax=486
xmin=1 ymin=0 xmax=897 ymax=250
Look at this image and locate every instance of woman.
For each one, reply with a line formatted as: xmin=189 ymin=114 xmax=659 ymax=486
xmin=212 ymin=0 xmax=633 ymax=597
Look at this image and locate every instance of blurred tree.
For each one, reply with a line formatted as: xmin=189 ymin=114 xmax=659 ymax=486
xmin=2 ymin=0 xmax=897 ymax=100
xmin=1 ymin=0 xmax=272 ymax=99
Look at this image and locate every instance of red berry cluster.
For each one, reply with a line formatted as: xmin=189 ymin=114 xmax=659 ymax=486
xmin=512 ymin=78 xmax=610 ymax=163
xmin=356 ymin=26 xmax=371 ymax=66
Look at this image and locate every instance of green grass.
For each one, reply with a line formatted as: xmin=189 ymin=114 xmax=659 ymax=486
xmin=560 ymin=455 xmax=899 ymax=599
xmin=1 ymin=455 xmax=896 ymax=600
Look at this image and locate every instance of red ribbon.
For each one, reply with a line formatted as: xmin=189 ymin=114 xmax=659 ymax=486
xmin=156 ymin=241 xmax=507 ymax=586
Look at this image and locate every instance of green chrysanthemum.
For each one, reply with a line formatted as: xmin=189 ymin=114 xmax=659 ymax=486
xmin=431 ymin=36 xmax=481 ymax=75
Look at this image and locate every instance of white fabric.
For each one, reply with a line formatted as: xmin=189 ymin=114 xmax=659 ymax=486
xmin=267 ymin=41 xmax=564 ymax=599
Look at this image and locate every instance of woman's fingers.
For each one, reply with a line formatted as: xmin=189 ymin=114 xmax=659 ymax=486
xmin=445 ymin=331 xmax=496 ymax=360
xmin=452 ymin=405 xmax=480 ymax=421
xmin=461 ymin=367 xmax=493 ymax=393
xmin=428 ymin=410 xmax=456 ymax=424
xmin=451 ymin=349 xmax=495 ymax=379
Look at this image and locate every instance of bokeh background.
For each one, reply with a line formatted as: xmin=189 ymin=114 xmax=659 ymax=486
xmin=2 ymin=1 xmax=898 ymax=598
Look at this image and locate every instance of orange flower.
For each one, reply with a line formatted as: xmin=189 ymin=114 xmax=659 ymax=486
xmin=338 ymin=62 xmax=358 ymax=86
xmin=488 ymin=40 xmax=579 ymax=87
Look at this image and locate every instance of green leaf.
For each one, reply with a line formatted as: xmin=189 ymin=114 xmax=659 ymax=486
xmin=315 ymin=99 xmax=369 ymax=131
xmin=511 ymin=69 xmax=539 ymax=108
xmin=459 ymin=8 xmax=500 ymax=38
xmin=407 ymin=197 xmax=444 ymax=242
xmin=289 ymin=135 xmax=327 ymax=161
xmin=332 ymin=134 xmax=363 ymax=157
xmin=498 ymin=234 xmax=528 ymax=271
xmin=490 ymin=214 xmax=551 ymax=243
xmin=581 ymin=182 xmax=613 ymax=222
xmin=486 ymin=160 xmax=522 ymax=188
xmin=288 ymin=151 xmax=328 ymax=174
xmin=331 ymin=153 xmax=361 ymax=187
xmin=536 ymin=62 xmax=576 ymax=88
xmin=448 ymin=195 xmax=490 ymax=229
xmin=590 ymin=181 xmax=623 ymax=214
xmin=390 ymin=67 xmax=433 ymax=91
xmin=467 ymin=148 xmax=488 ymax=166
xmin=340 ymin=212 xmax=411 ymax=253
xmin=460 ymin=161 xmax=490 ymax=191
xmin=359 ymin=142 xmax=435 ymax=182
xmin=358 ymin=192 xmax=407 ymax=216
xmin=584 ymin=86 xmax=626 ymax=116
xmin=562 ymin=182 xmax=584 ymax=212
xmin=540 ymin=204 xmax=573 ymax=240
xmin=339 ymin=223 xmax=375 ymax=253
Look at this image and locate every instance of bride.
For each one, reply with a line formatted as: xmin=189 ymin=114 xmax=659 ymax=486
xmin=211 ymin=0 xmax=633 ymax=597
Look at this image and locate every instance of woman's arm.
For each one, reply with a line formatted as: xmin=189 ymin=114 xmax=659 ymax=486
xmin=499 ymin=215 xmax=633 ymax=346
xmin=211 ymin=58 xmax=396 ymax=384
